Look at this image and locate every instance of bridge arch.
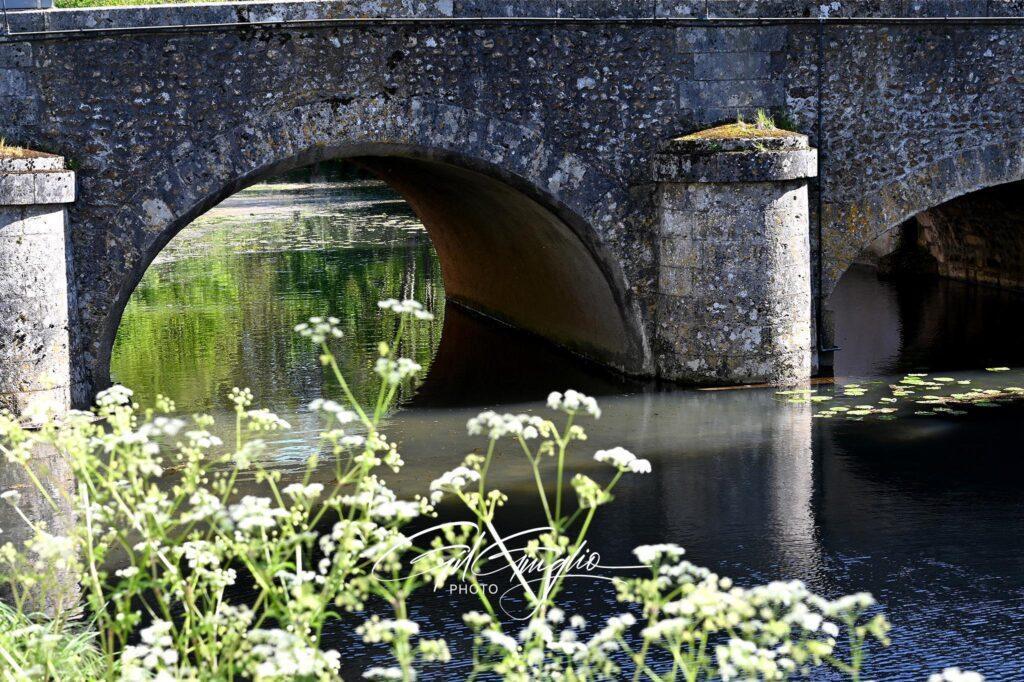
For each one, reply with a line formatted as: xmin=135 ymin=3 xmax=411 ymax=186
xmin=83 ymin=98 xmax=649 ymax=400
xmin=822 ymin=138 xmax=1024 ymax=299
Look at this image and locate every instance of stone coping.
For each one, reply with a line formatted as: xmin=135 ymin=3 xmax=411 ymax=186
xmin=0 ymin=151 xmax=64 ymax=173
xmin=654 ymin=139 xmax=817 ymax=183
xmin=0 ymin=153 xmax=75 ymax=205
xmin=2 ymin=0 xmax=1023 ymax=33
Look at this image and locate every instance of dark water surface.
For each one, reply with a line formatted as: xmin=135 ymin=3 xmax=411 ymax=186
xmin=107 ymin=180 xmax=1024 ymax=679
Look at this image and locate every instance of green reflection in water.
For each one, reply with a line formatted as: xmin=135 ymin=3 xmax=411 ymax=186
xmin=111 ymin=179 xmax=445 ymax=414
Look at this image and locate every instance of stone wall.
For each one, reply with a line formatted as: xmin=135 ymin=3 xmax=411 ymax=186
xmin=4 ymin=1 xmax=1024 ymax=397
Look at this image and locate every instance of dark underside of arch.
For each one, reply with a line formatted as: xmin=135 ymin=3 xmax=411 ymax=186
xmin=850 ymin=179 xmax=1024 ymax=292
xmin=354 ymin=156 xmax=642 ymax=373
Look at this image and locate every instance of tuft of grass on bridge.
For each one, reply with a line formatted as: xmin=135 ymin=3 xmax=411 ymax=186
xmin=0 ymin=139 xmax=36 ymax=159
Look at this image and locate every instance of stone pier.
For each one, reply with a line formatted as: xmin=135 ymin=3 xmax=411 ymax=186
xmin=653 ymin=127 xmax=817 ymax=386
xmin=0 ymin=151 xmax=75 ymax=421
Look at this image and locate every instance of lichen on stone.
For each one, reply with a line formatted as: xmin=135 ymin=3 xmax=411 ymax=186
xmin=678 ymin=122 xmax=801 ymax=142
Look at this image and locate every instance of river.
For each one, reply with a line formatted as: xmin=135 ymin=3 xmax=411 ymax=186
xmin=108 ymin=172 xmax=1024 ymax=679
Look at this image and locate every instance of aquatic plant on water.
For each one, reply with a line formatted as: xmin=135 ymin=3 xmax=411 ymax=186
xmin=0 ymin=300 xmax=980 ymax=680
xmin=776 ymin=367 xmax=1024 ymax=420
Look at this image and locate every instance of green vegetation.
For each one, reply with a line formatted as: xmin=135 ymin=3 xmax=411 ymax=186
xmin=753 ymin=108 xmax=776 ymax=130
xmin=776 ymin=368 xmax=1024 ymax=419
xmin=0 ymin=601 xmax=102 ymax=680
xmin=112 ymin=208 xmax=444 ymax=412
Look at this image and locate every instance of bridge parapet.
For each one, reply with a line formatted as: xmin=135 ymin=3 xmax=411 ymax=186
xmin=4 ymin=0 xmax=1024 ymax=35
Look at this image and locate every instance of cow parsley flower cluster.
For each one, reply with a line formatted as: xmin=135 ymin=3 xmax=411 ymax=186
xmin=546 ymin=389 xmax=602 ymax=418
xmin=308 ymin=398 xmax=358 ymax=423
xmin=374 ymin=357 xmax=422 ymax=385
xmin=467 ymin=411 xmax=547 ymax=440
xmin=428 ymin=466 xmax=481 ymax=504
xmin=228 ymin=495 xmax=289 ymax=532
xmin=294 ymin=316 xmax=344 ymax=344
xmin=593 ymin=446 xmax=652 ymax=473
xmin=242 ymin=629 xmax=341 ymax=680
xmin=377 ymin=298 xmax=434 ymax=320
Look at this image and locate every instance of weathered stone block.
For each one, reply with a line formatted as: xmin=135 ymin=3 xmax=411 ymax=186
xmin=693 ymin=52 xmax=774 ymax=80
xmin=696 ymin=78 xmax=784 ymax=109
xmin=0 ymin=173 xmax=34 ymax=204
xmin=654 ymin=0 xmax=703 ymax=17
xmin=677 ymin=26 xmax=788 ymax=53
xmin=34 ymin=172 xmax=75 ymax=204
xmin=657 ymin=264 xmax=693 ymax=295
xmin=0 ymin=44 xmax=33 ymax=69
xmin=705 ymin=0 xmax=817 ymax=17
xmin=905 ymin=0 xmax=986 ymax=16
xmin=0 ymin=69 xmax=26 ymax=98
xmin=988 ymin=0 xmax=1024 ymax=16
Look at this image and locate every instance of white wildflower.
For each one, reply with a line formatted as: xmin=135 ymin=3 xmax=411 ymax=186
xmin=716 ymin=638 xmax=784 ymax=682
xmin=182 ymin=489 xmax=224 ymax=524
xmin=357 ymin=616 xmax=420 ymax=643
xmin=462 ymin=611 xmax=493 ymax=630
xmin=377 ymin=298 xmax=434 ymax=320
xmin=29 ymin=532 xmax=75 ymax=570
xmin=371 ymin=500 xmax=421 ymax=521
xmin=481 ymin=629 xmax=519 ymax=654
xmin=374 ymin=357 xmax=422 ymax=384
xmin=245 ymin=409 xmax=291 ymax=431
xmin=96 ymin=384 xmax=133 ymax=408
xmin=467 ymin=411 xmax=546 ymax=440
xmin=121 ymin=620 xmax=179 ymax=674
xmin=428 ymin=466 xmax=481 ymax=504
xmin=228 ymin=496 xmax=288 ymax=532
xmin=308 ymin=399 xmax=357 ymax=423
xmin=294 ymin=316 xmax=344 ymax=344
xmin=633 ymin=543 xmax=685 ymax=566
xmin=594 ymin=447 xmax=651 ymax=474
xmin=546 ymin=390 xmax=601 ymax=418
xmin=184 ymin=430 xmax=222 ymax=450
xmin=282 ymin=482 xmax=324 ymax=501
xmin=341 ymin=435 xmax=366 ymax=448
xmin=243 ymin=628 xmax=341 ymax=679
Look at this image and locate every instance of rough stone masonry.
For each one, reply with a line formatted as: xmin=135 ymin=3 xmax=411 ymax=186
xmin=3 ymin=0 xmax=1024 ymax=402
xmin=0 ymin=152 xmax=75 ymax=418
xmin=654 ymin=129 xmax=816 ymax=385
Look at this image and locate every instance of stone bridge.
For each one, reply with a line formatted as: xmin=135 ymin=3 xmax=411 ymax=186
xmin=3 ymin=0 xmax=1024 ymax=409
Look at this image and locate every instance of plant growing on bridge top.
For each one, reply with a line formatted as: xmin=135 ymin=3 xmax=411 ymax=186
xmin=734 ymin=109 xmax=778 ymax=132
xmin=0 ymin=138 xmax=32 ymax=159
xmin=0 ymin=299 xmax=977 ymax=681
xmin=754 ymin=108 xmax=776 ymax=131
